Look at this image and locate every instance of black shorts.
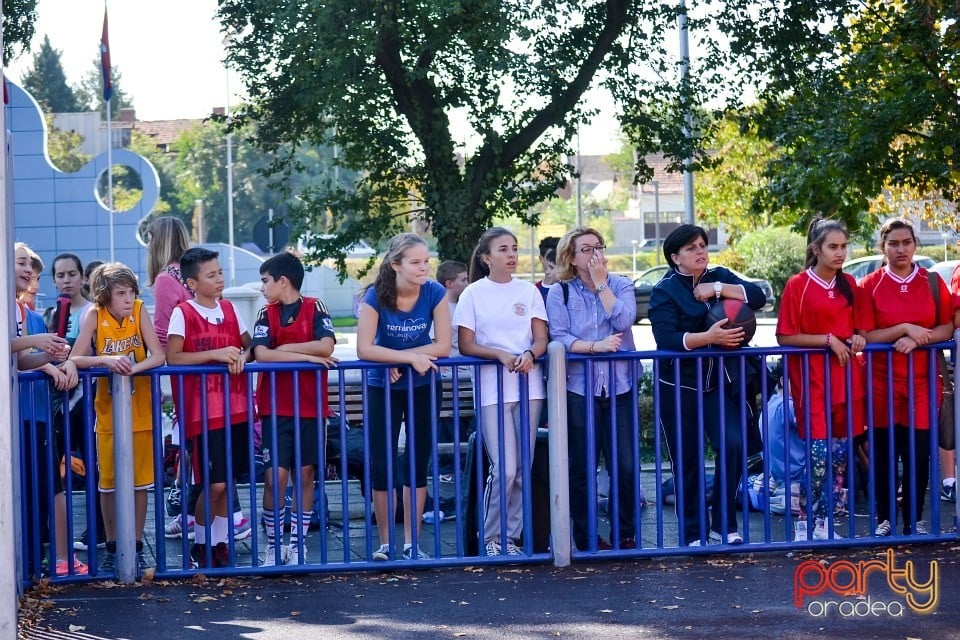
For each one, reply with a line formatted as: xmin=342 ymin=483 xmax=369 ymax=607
xmin=261 ymin=416 xmax=322 ymax=471
xmin=190 ymin=423 xmax=251 ymax=486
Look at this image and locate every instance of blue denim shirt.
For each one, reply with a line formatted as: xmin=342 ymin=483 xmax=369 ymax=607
xmin=545 ymin=274 xmax=638 ymax=397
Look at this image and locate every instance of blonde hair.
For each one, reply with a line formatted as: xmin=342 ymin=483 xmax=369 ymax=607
xmin=145 ymin=216 xmax=190 ymax=286
xmin=90 ymin=262 xmax=140 ymax=308
xmin=555 ymin=227 xmax=604 ymax=281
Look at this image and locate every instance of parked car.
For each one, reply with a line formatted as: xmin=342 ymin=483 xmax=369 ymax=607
xmin=930 ymin=260 xmax=960 ymax=285
xmin=632 ymin=265 xmax=776 ymax=322
xmin=841 ymin=254 xmax=935 ymax=282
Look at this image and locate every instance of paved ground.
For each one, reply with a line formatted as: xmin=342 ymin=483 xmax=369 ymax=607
xmin=18 ymin=541 xmax=960 ymax=640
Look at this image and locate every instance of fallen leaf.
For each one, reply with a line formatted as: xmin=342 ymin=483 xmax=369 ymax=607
xmin=291 ymin=611 xmax=301 ymax=617
xmin=194 ymin=596 xmax=217 ymax=603
xmin=662 ymin=605 xmax=679 ymax=610
xmin=599 ymin=609 xmax=613 ymax=613
xmin=68 ymin=625 xmax=86 ymax=632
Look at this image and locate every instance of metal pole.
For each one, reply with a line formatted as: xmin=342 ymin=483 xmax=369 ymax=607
xmin=547 ymin=341 xmax=571 ymax=567
xmin=225 ymin=60 xmax=236 ymax=286
xmin=631 ymin=240 xmax=637 ymax=277
xmin=106 ymin=102 xmax=115 ymax=261
xmin=112 ymin=374 xmax=137 ymax=583
xmin=954 ymin=329 xmax=960 ymax=533
xmin=0 ymin=35 xmax=26 ymax=630
xmin=678 ymin=0 xmax=695 ymax=225
xmin=268 ymin=207 xmax=275 ymax=253
xmin=575 ymin=128 xmax=583 ymax=228
xmin=654 ymin=180 xmax=661 ymax=265
xmin=530 ymin=224 xmax=536 ymax=281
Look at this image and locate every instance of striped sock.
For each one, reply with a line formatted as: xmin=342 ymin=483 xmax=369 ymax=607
xmin=290 ymin=512 xmax=309 ymax=547
xmin=263 ymin=511 xmax=277 ymax=547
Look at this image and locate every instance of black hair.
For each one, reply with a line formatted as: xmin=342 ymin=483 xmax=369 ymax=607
xmin=469 ymin=226 xmax=517 ymax=283
xmin=260 ymin=251 xmax=305 ymax=291
xmin=662 ymin=224 xmax=709 ymax=269
xmin=538 ymin=236 xmax=560 ymax=258
xmin=180 ymin=247 xmax=220 ymax=282
xmin=436 ymin=260 xmax=467 ymax=286
xmin=51 ymin=253 xmax=83 ymax=277
xmin=805 ymin=217 xmax=854 ymax=306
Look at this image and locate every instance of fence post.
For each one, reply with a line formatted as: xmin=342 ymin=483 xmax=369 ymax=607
xmin=954 ymin=329 xmax=960 ymax=535
xmin=112 ymin=374 xmax=137 ymax=583
xmin=547 ymin=341 xmax=570 ymax=567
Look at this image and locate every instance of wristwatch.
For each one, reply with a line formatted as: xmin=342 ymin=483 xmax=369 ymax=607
xmin=596 ymin=284 xmax=608 ymax=293
xmin=713 ymin=282 xmax=722 ymax=300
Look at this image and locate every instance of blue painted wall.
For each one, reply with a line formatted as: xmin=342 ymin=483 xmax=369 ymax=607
xmin=6 ymin=81 xmax=160 ymax=307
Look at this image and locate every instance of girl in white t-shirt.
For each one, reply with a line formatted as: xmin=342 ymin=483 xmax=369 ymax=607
xmin=454 ymin=227 xmax=548 ymax=557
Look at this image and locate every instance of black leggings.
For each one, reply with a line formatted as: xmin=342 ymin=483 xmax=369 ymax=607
xmin=367 ymin=384 xmax=436 ymax=491
xmin=874 ymin=425 xmax=932 ymax=530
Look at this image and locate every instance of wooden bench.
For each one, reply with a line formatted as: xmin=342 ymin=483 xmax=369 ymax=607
xmin=327 ymin=376 xmax=475 ymax=455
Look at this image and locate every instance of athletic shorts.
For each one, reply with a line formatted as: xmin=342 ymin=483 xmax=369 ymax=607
xmin=189 ymin=423 xmax=251 ymax=486
xmin=97 ymin=430 xmax=154 ymax=491
xmin=261 ymin=416 xmax=321 ymax=471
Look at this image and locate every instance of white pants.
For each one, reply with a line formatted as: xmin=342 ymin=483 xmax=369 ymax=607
xmin=481 ymin=400 xmax=542 ymax=543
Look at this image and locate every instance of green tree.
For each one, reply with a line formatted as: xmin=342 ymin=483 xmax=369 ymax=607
xmin=3 ymin=0 xmax=38 ymax=65
xmin=736 ymin=226 xmax=807 ymax=307
xmin=19 ymin=35 xmax=79 ymax=112
xmin=45 ymin=116 xmax=90 ymax=173
xmin=218 ymin=0 xmax=682 ymax=263
xmin=75 ymin=57 xmax=133 ymax=118
xmin=708 ymin=1 xmax=960 ymax=235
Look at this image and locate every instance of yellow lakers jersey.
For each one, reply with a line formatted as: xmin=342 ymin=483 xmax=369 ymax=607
xmin=93 ymin=299 xmax=155 ymax=433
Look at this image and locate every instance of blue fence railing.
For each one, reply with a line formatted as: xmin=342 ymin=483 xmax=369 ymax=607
xmin=16 ymin=338 xmax=960 ymax=585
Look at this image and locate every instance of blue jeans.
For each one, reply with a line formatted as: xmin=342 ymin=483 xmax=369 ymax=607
xmin=567 ymin=392 xmax=638 ymax=548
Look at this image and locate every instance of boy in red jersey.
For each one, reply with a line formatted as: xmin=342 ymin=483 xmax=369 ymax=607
xmin=65 ymin=263 xmax=166 ymax=573
xmin=166 ymin=247 xmax=253 ymax=568
xmin=252 ymin=252 xmax=337 ymax=566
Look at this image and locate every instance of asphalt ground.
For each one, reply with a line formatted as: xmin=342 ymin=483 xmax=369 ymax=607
xmin=17 ymin=541 xmax=960 ymax=640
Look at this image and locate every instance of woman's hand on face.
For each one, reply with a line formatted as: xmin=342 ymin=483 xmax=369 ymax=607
xmin=904 ymin=324 xmax=933 ymax=346
xmin=707 ymin=318 xmax=744 ymax=348
xmin=588 ymin=254 xmax=608 ymax=286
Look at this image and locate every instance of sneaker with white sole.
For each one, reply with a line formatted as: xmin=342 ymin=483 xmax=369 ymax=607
xmin=233 ymin=517 xmax=252 ymax=541
xmin=875 ymin=519 xmax=892 ymax=537
xmin=941 ymin=482 xmax=957 ymax=503
xmin=485 ymin=540 xmax=502 ymax=556
xmin=812 ymin=519 xmax=844 ymax=541
xmin=288 ymin=542 xmax=308 ymax=564
xmin=708 ymin=531 xmax=744 ymax=545
xmin=372 ymin=544 xmax=391 ymax=561
xmin=402 ymin=544 xmax=431 ymax=560
xmin=505 ymin=542 xmax=523 ymax=556
xmin=910 ymin=520 xmax=930 ymax=535
xmin=794 ymin=520 xmax=809 ymax=542
xmin=164 ymin=514 xmax=195 ymax=540
xmin=261 ymin=544 xmax=290 ymax=567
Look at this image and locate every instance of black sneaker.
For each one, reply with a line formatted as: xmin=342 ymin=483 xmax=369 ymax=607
xmin=190 ymin=543 xmax=209 ymax=569
xmin=941 ymin=483 xmax=957 ymax=503
xmin=73 ymin=529 xmax=107 ymax=552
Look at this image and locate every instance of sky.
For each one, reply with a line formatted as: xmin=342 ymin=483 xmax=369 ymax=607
xmin=4 ymin=0 xmax=622 ymax=154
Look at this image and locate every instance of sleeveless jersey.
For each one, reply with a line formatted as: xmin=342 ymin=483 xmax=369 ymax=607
xmin=93 ymin=299 xmax=154 ymax=433
xmin=255 ymin=297 xmax=329 ymax=418
xmin=177 ymin=299 xmax=252 ymax=439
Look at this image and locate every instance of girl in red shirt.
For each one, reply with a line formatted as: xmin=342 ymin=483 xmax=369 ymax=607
xmin=777 ymin=219 xmax=866 ymax=541
xmin=858 ymin=218 xmax=953 ymax=536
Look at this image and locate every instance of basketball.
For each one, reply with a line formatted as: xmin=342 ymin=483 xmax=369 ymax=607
xmin=706 ymin=298 xmax=756 ymax=348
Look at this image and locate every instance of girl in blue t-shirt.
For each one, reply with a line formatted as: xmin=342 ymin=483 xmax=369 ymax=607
xmin=357 ymin=233 xmax=452 ymax=561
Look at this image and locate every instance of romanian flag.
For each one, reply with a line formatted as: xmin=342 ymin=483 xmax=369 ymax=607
xmin=100 ymin=8 xmax=112 ymax=102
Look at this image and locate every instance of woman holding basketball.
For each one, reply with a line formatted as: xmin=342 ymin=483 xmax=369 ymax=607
xmin=649 ymin=224 xmax=766 ymax=547
xmin=859 ymin=218 xmax=953 ymax=537
xmin=777 ymin=218 xmax=867 ymax=542
xmin=546 ymin=227 xmax=639 ymax=552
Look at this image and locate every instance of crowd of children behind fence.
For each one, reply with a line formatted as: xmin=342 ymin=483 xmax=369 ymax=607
xmin=15 ymin=218 xmax=960 ymax=577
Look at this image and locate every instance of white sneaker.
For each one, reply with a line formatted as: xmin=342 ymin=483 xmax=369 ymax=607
xmin=372 ymin=544 xmax=390 ymax=561
xmin=875 ymin=520 xmax=892 ymax=537
xmin=812 ymin=519 xmax=844 ymax=541
xmin=164 ymin=514 xmax=195 ymax=540
xmin=261 ymin=544 xmax=290 ymax=567
xmin=288 ymin=542 xmax=307 ymax=564
xmin=794 ymin=520 xmax=809 ymax=542
xmin=708 ymin=531 xmax=743 ymax=545
xmin=485 ymin=540 xmax=502 ymax=556
xmin=402 ymin=544 xmax=431 ymax=560
xmin=912 ymin=521 xmax=930 ymax=535
xmin=505 ymin=542 xmax=523 ymax=556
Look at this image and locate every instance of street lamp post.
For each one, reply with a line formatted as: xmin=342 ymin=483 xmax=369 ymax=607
xmin=224 ymin=37 xmax=236 ymax=287
xmin=631 ymin=239 xmax=638 ymax=277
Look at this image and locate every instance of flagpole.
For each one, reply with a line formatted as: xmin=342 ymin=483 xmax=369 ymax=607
xmin=107 ymin=101 xmax=114 ymax=262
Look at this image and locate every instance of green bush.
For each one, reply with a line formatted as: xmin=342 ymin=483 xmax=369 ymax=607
xmin=735 ymin=226 xmax=807 ymax=307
